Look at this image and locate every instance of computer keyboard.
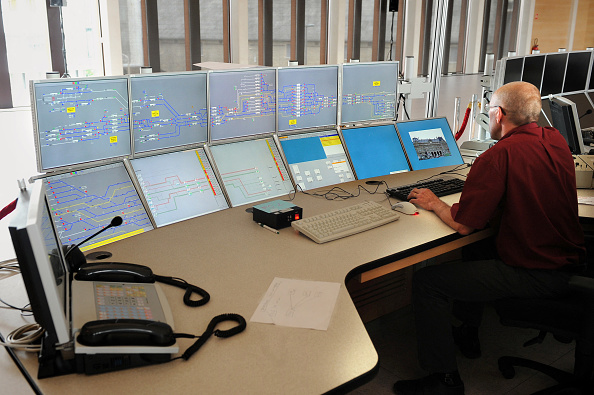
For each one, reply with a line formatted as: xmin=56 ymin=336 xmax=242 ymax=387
xmin=291 ymin=200 xmax=400 ymax=244
xmin=386 ymin=177 xmax=465 ymax=201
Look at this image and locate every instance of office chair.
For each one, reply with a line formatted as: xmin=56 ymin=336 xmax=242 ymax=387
xmin=493 ymin=274 xmax=594 ymax=394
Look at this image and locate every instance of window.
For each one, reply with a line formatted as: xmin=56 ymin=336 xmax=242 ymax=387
xmin=1 ymin=0 xmax=51 ymax=107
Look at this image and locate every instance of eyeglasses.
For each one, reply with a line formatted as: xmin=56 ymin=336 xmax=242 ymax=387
xmin=489 ymin=105 xmax=507 ymax=116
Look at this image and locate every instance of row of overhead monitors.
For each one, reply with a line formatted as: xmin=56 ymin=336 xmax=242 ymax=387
xmin=31 ymin=62 xmax=399 ymax=172
xmin=495 ymin=49 xmax=594 ymax=131
xmin=29 ymin=61 xmax=464 ymax=252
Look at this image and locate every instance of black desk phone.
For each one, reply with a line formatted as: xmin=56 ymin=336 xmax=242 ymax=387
xmin=75 ymin=261 xmax=155 ymax=283
xmin=78 ymin=319 xmax=175 ymax=347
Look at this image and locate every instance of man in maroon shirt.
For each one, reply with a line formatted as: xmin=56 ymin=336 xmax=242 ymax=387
xmin=393 ymin=81 xmax=585 ymax=395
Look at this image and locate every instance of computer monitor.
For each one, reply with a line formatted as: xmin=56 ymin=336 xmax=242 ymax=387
xmin=130 ymin=72 xmax=208 ymax=154
xmin=278 ymin=130 xmax=354 ymax=190
xmin=502 ymin=57 xmax=524 ymax=85
xmin=209 ymin=68 xmax=276 ymax=141
xmin=549 ymin=96 xmax=586 ymax=154
xmin=541 ymin=53 xmax=568 ymax=96
xmin=9 ymin=180 xmax=71 ymax=347
xmin=521 ymin=55 xmax=545 ymax=91
xmin=277 ymin=65 xmax=338 ymax=131
xmin=43 ymin=162 xmax=154 ymax=251
xmin=395 ymin=117 xmax=464 ymax=171
xmin=341 ymin=123 xmax=409 ymax=179
xmin=130 ymin=148 xmax=229 ymax=227
xmin=209 ymin=137 xmax=293 ymax=207
xmin=562 ymin=93 xmax=594 ymax=130
xmin=341 ymin=61 xmax=398 ymax=124
xmin=563 ymin=51 xmax=592 ymax=93
xmin=31 ymin=77 xmax=131 ymax=172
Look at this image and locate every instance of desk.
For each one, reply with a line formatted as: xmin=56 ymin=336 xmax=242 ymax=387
xmin=1 ymin=167 xmax=498 ymax=394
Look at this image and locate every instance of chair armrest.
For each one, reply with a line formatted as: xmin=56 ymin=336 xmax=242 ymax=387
xmin=569 ymin=275 xmax=594 ymax=295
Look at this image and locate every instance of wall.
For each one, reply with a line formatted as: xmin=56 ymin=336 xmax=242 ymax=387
xmin=532 ymin=0 xmax=594 ymax=53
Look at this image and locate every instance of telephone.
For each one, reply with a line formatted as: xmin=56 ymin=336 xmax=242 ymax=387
xmin=75 ymin=262 xmax=155 ymax=283
xmin=77 ymin=319 xmax=175 ymax=347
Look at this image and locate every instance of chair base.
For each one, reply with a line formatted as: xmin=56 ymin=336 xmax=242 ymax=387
xmin=498 ymin=356 xmax=592 ymax=395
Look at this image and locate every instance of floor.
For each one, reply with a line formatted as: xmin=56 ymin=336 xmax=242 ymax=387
xmin=349 ymin=304 xmax=576 ymax=394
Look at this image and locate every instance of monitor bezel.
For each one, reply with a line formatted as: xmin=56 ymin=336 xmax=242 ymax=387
xmin=207 ymin=67 xmax=278 ymax=142
xmin=30 ymin=75 xmax=132 ymax=173
xmin=276 ymin=64 xmax=340 ymax=132
xmin=8 ymin=180 xmax=71 ymax=346
xmin=395 ymin=116 xmax=464 ymax=171
xmin=340 ymin=61 xmax=399 ymax=126
xmin=549 ymin=96 xmax=586 ymax=155
xmin=129 ymin=70 xmax=209 ymax=156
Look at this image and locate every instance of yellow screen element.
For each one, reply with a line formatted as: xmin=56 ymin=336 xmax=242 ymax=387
xmin=320 ymin=136 xmax=341 ymax=147
xmin=80 ymin=229 xmax=146 ymax=252
xmin=372 ymin=81 xmax=381 ymax=87
xmin=109 ymin=136 xmax=118 ymax=143
xmin=67 ymin=107 xmax=76 ymax=113
xmin=151 ymin=110 xmax=160 ymax=117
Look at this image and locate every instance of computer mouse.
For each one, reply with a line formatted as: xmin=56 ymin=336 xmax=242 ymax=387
xmin=391 ymin=201 xmax=419 ymax=215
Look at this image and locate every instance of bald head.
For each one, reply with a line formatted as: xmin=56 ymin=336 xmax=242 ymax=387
xmin=491 ymin=81 xmax=541 ymax=127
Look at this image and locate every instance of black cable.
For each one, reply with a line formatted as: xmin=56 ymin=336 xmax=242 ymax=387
xmin=411 ymin=164 xmax=470 ymax=184
xmin=0 ymin=330 xmax=43 ymax=395
xmin=388 ymin=11 xmax=396 ymax=61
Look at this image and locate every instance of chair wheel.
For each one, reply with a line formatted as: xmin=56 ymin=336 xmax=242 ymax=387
xmin=498 ymin=360 xmax=516 ymax=379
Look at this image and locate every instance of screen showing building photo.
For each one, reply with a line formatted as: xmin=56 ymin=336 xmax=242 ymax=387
xmin=396 ymin=117 xmax=464 ymax=171
xmin=409 ymin=128 xmax=451 ymax=161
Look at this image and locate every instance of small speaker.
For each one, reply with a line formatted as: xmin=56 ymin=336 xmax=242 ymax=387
xmin=389 ymin=0 xmax=398 ymax=12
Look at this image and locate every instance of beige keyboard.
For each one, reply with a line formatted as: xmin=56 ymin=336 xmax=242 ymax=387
xmin=291 ymin=200 xmax=400 ymax=243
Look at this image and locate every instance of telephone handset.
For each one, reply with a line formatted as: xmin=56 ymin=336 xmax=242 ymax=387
xmin=77 ymin=319 xmax=175 ymax=347
xmin=75 ymin=262 xmax=155 ymax=283
xmin=75 ymin=261 xmax=211 ymax=307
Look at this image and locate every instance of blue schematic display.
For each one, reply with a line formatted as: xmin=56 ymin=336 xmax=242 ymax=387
xmin=209 ymin=69 xmax=276 ymax=140
xmin=32 ymin=78 xmax=131 ymax=171
xmin=131 ymin=148 xmax=228 ymax=227
xmin=44 ymin=162 xmax=153 ymax=251
xmin=210 ymin=138 xmax=293 ymax=207
xmin=278 ymin=130 xmax=353 ymax=190
xmin=277 ymin=66 xmax=338 ymax=131
xmin=341 ymin=124 xmax=409 ymax=179
xmin=131 ymin=73 xmax=208 ymax=154
xmin=341 ymin=62 xmax=398 ymax=124
xmin=395 ymin=117 xmax=464 ymax=171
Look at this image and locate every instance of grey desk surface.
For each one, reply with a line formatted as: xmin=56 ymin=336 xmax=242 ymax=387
xmin=3 ymin=166 xmax=589 ymax=394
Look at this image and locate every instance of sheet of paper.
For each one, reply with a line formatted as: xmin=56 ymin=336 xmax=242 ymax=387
xmin=578 ymin=196 xmax=594 ymax=206
xmin=251 ymin=277 xmax=341 ymax=331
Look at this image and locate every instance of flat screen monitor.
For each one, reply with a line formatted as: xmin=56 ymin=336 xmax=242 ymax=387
xmin=341 ymin=124 xmax=409 ymax=179
xmin=130 ymin=148 xmax=229 ymax=226
xmin=549 ymin=96 xmax=586 ymax=154
xmin=503 ymin=57 xmax=524 ymax=85
xmin=209 ymin=138 xmax=293 ymax=206
xmin=590 ymin=56 xmax=594 ymax=91
xmin=31 ymin=77 xmax=131 ymax=171
xmin=277 ymin=65 xmax=338 ymax=131
xmin=44 ymin=162 xmax=154 ymax=251
xmin=341 ymin=61 xmax=398 ymax=124
xmin=130 ymin=72 xmax=208 ymax=154
xmin=9 ymin=180 xmax=70 ymax=346
xmin=209 ymin=68 xmax=276 ymax=141
xmin=521 ymin=55 xmax=545 ymax=91
xmin=563 ymin=93 xmax=594 ymax=130
xmin=395 ymin=117 xmax=464 ymax=171
xmin=278 ymin=130 xmax=354 ymax=190
xmin=563 ymin=51 xmax=592 ymax=93
xmin=541 ymin=53 xmax=568 ymax=96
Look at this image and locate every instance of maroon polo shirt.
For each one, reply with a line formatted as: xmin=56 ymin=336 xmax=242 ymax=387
xmin=451 ymin=122 xmax=585 ymax=269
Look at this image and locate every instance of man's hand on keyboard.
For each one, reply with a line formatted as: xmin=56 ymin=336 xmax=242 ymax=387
xmin=408 ymin=188 xmax=475 ymax=235
xmin=407 ymin=188 xmax=441 ymax=211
